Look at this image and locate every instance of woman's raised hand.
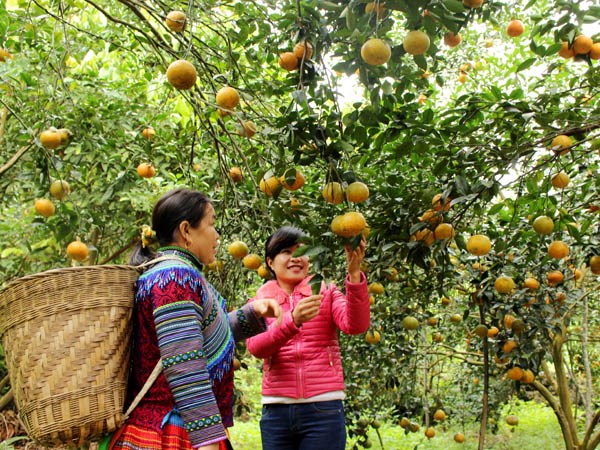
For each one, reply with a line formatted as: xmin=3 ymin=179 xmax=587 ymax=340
xmin=292 ymin=295 xmax=323 ymax=326
xmin=345 ymin=235 xmax=366 ymax=283
xmin=252 ymin=298 xmax=283 ymax=326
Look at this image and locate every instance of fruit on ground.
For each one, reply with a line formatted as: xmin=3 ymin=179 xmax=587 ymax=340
xmin=216 ymin=86 xmax=240 ymax=111
xmin=242 ymin=253 xmax=262 ymax=270
xmin=591 ymin=255 xmax=600 ymax=275
xmin=346 ymin=181 xmax=369 ymax=203
xmin=549 ymin=134 xmax=572 ymax=155
xmin=434 ymin=223 xmax=455 ymax=240
xmin=402 ymin=316 xmax=419 ymax=330
xmin=403 ymin=30 xmax=430 ymax=55
xmin=278 ymin=52 xmax=298 ymax=71
xmin=281 ymin=169 xmax=305 ymax=191
xmin=368 ymin=282 xmax=384 ymax=295
xmin=365 ymin=330 xmax=381 ymax=344
xmin=433 ymin=409 xmax=446 ymax=421
xmin=506 ymin=20 xmax=524 ymax=37
xmin=34 ymin=199 xmax=55 ymax=217
xmin=293 ymin=41 xmax=313 ymax=60
xmin=466 ymin=234 xmax=491 ymax=256
xmin=228 ymin=241 xmax=249 ymax=259
xmin=66 ymin=240 xmax=89 ymax=262
xmin=259 ymin=176 xmax=282 ymax=197
xmin=548 ymin=240 xmax=569 ymax=259
xmin=166 ymin=60 xmax=197 ymax=90
xmin=454 ymin=432 xmax=465 ymax=443
xmin=424 ymin=427 xmax=435 ymax=439
xmin=573 ymin=35 xmax=593 ymax=54
xmin=443 ymin=32 xmax=461 ymax=47
xmin=360 ymin=38 xmax=391 ymax=65
xmin=523 ymin=277 xmax=540 ymax=290
xmin=532 ymin=215 xmax=554 ymax=235
xmin=141 ymin=127 xmax=156 ymax=140
xmin=551 ymin=172 xmax=569 ymax=189
xmin=165 ymin=10 xmax=186 ymax=32
xmin=229 ymin=166 xmax=243 ymax=182
xmin=40 ymin=129 xmax=62 ymax=149
xmin=137 ymin=163 xmax=156 ymax=178
xmin=322 ymin=182 xmax=344 ymax=204
xmin=506 ymin=415 xmax=519 ymax=426
xmin=331 ymin=211 xmax=367 ymax=238
xmin=494 ymin=276 xmax=515 ymax=294
xmin=49 ymin=180 xmax=71 ymax=200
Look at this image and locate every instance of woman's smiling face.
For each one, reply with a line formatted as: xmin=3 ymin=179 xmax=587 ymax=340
xmin=267 ymin=244 xmax=309 ymax=287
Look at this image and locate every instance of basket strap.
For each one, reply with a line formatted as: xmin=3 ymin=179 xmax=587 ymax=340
xmin=135 ymin=255 xmax=195 ymax=271
xmin=122 ymin=359 xmax=163 ymax=421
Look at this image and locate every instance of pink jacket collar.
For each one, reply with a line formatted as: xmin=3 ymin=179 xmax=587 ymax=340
xmin=259 ymin=275 xmax=315 ymax=304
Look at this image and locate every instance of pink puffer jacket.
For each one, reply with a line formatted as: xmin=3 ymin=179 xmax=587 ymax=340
xmin=246 ymin=273 xmax=370 ymax=399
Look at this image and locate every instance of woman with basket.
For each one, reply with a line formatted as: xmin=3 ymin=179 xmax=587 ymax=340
xmin=109 ymin=188 xmax=282 ymax=450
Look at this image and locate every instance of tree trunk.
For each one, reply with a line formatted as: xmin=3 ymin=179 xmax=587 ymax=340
xmin=553 ymin=329 xmax=580 ymax=448
xmin=477 ymin=303 xmax=488 ymax=450
xmin=582 ymin=294 xmax=593 ymax=428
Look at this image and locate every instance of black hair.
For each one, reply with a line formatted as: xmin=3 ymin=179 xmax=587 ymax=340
xmin=130 ymin=188 xmax=211 ymax=265
xmin=264 ymin=226 xmax=306 ymax=276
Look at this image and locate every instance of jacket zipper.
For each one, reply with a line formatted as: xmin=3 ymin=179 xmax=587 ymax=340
xmin=291 ymin=292 xmax=304 ymax=398
xmin=327 ymin=346 xmax=333 ymax=366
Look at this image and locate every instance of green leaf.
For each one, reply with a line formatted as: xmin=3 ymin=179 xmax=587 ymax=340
xmin=443 ymin=0 xmax=467 ymax=13
xmin=516 ymin=58 xmax=536 ymax=72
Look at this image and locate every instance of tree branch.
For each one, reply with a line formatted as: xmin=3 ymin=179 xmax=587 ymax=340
xmin=0 ymin=143 xmax=35 ymax=178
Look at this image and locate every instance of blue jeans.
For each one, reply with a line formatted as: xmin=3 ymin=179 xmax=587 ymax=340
xmin=260 ymin=400 xmax=346 ymax=450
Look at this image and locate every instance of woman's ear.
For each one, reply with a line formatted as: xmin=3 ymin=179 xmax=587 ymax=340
xmin=176 ymin=221 xmax=191 ymax=244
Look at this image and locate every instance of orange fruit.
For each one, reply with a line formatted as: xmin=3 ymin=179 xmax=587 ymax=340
xmin=166 ymin=60 xmax=197 ymax=90
xmin=458 ymin=72 xmax=467 ymax=83
xmin=506 ymin=20 xmax=524 ymax=37
xmin=322 ymin=182 xmax=344 ymax=204
xmin=424 ymin=427 xmax=435 ymax=439
xmin=40 ymin=129 xmax=62 ymax=149
xmin=365 ymin=330 xmax=381 ymax=344
xmin=368 ymin=282 xmax=384 ymax=295
xmin=257 ymin=264 xmax=273 ymax=280
xmin=573 ymin=268 xmax=583 ymax=281
xmin=240 ymin=120 xmax=257 ymax=138
xmin=402 ymin=316 xmax=419 ymax=330
xmin=434 ymin=223 xmax=455 ymax=240
xmin=384 ymin=266 xmax=398 ymax=281
xmin=466 ymin=234 xmax=491 ymax=256
xmin=454 ymin=433 xmax=465 ymax=443
xmin=259 ymin=176 xmax=282 ymax=197
xmin=49 ymin=180 xmax=71 ymax=200
xmin=66 ymin=240 xmax=89 ymax=262
xmin=520 ymin=369 xmax=535 ymax=383
xmin=228 ymin=241 xmax=249 ymax=259
xmin=331 ymin=212 xmax=367 ymax=238
xmin=293 ymin=41 xmax=314 ymax=60
xmin=506 ymin=415 xmax=519 ymax=426
xmin=364 ymin=2 xmax=385 ymax=19
xmin=549 ymin=134 xmax=572 ymax=155
xmin=590 ymin=255 xmax=600 ymax=275
xmin=165 ymin=10 xmax=186 ymax=32
xmin=502 ymin=339 xmax=518 ymax=354
xmin=558 ymin=42 xmax=575 ymax=59
xmin=532 ymin=215 xmax=554 ymax=235
xmin=551 ymin=172 xmax=569 ymax=189
xmin=523 ymin=277 xmax=540 ymax=290
xmin=573 ymin=35 xmax=593 ymax=54
xmin=432 ymin=193 xmax=451 ymax=211
xmin=34 ymin=198 xmax=55 ymax=217
xmin=503 ymin=314 xmax=515 ymax=329
xmin=0 ymin=48 xmax=13 ymax=62
xmin=141 ymin=127 xmax=156 ymax=140
xmin=494 ymin=276 xmax=515 ymax=294
xmin=57 ymin=128 xmax=71 ymax=145
xmin=361 ymin=38 xmax=391 ymax=65
xmin=216 ymin=86 xmax=240 ymax=111
xmin=507 ymin=366 xmax=524 ymax=381
xmin=548 ymin=240 xmax=569 ymax=259
xmin=547 ymin=270 xmax=564 ymax=286
xmin=346 ymin=181 xmax=369 ymax=203
xmin=411 ymin=229 xmax=434 ymax=246
xmin=487 ymin=326 xmax=499 ymax=338
xmin=463 ymin=0 xmax=483 ymax=7
xmin=206 ymin=260 xmax=224 ymax=272
xmin=449 ymin=313 xmax=462 ymax=324
xmin=229 ymin=166 xmax=243 ymax=183
xmin=281 ymin=169 xmax=306 ymax=191
xmin=242 ymin=253 xmax=262 ymax=270
xmin=278 ymin=52 xmax=298 ymax=71
xmin=433 ymin=409 xmax=446 ymax=421
xmin=473 ymin=324 xmax=488 ymax=338
xmin=443 ymin=32 xmax=462 ymax=48
xmin=403 ymin=30 xmax=430 ymax=55
xmin=590 ymin=43 xmax=600 ymax=60
xmin=137 ymin=163 xmax=156 ymax=178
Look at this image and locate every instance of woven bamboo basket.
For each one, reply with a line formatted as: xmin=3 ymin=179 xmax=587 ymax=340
xmin=0 ymin=264 xmax=141 ymax=446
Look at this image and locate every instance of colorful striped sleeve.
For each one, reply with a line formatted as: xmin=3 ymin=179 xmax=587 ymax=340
xmin=153 ymin=300 xmax=227 ymax=447
xmin=227 ymin=303 xmax=267 ymax=341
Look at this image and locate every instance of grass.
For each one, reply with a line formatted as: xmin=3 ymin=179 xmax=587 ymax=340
xmin=229 ymin=399 xmax=565 ymax=450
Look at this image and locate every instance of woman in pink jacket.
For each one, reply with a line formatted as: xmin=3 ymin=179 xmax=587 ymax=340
xmin=246 ymin=226 xmax=370 ymax=450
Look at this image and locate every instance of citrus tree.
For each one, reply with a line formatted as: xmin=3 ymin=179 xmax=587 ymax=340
xmin=1 ymin=0 xmax=599 ymax=448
